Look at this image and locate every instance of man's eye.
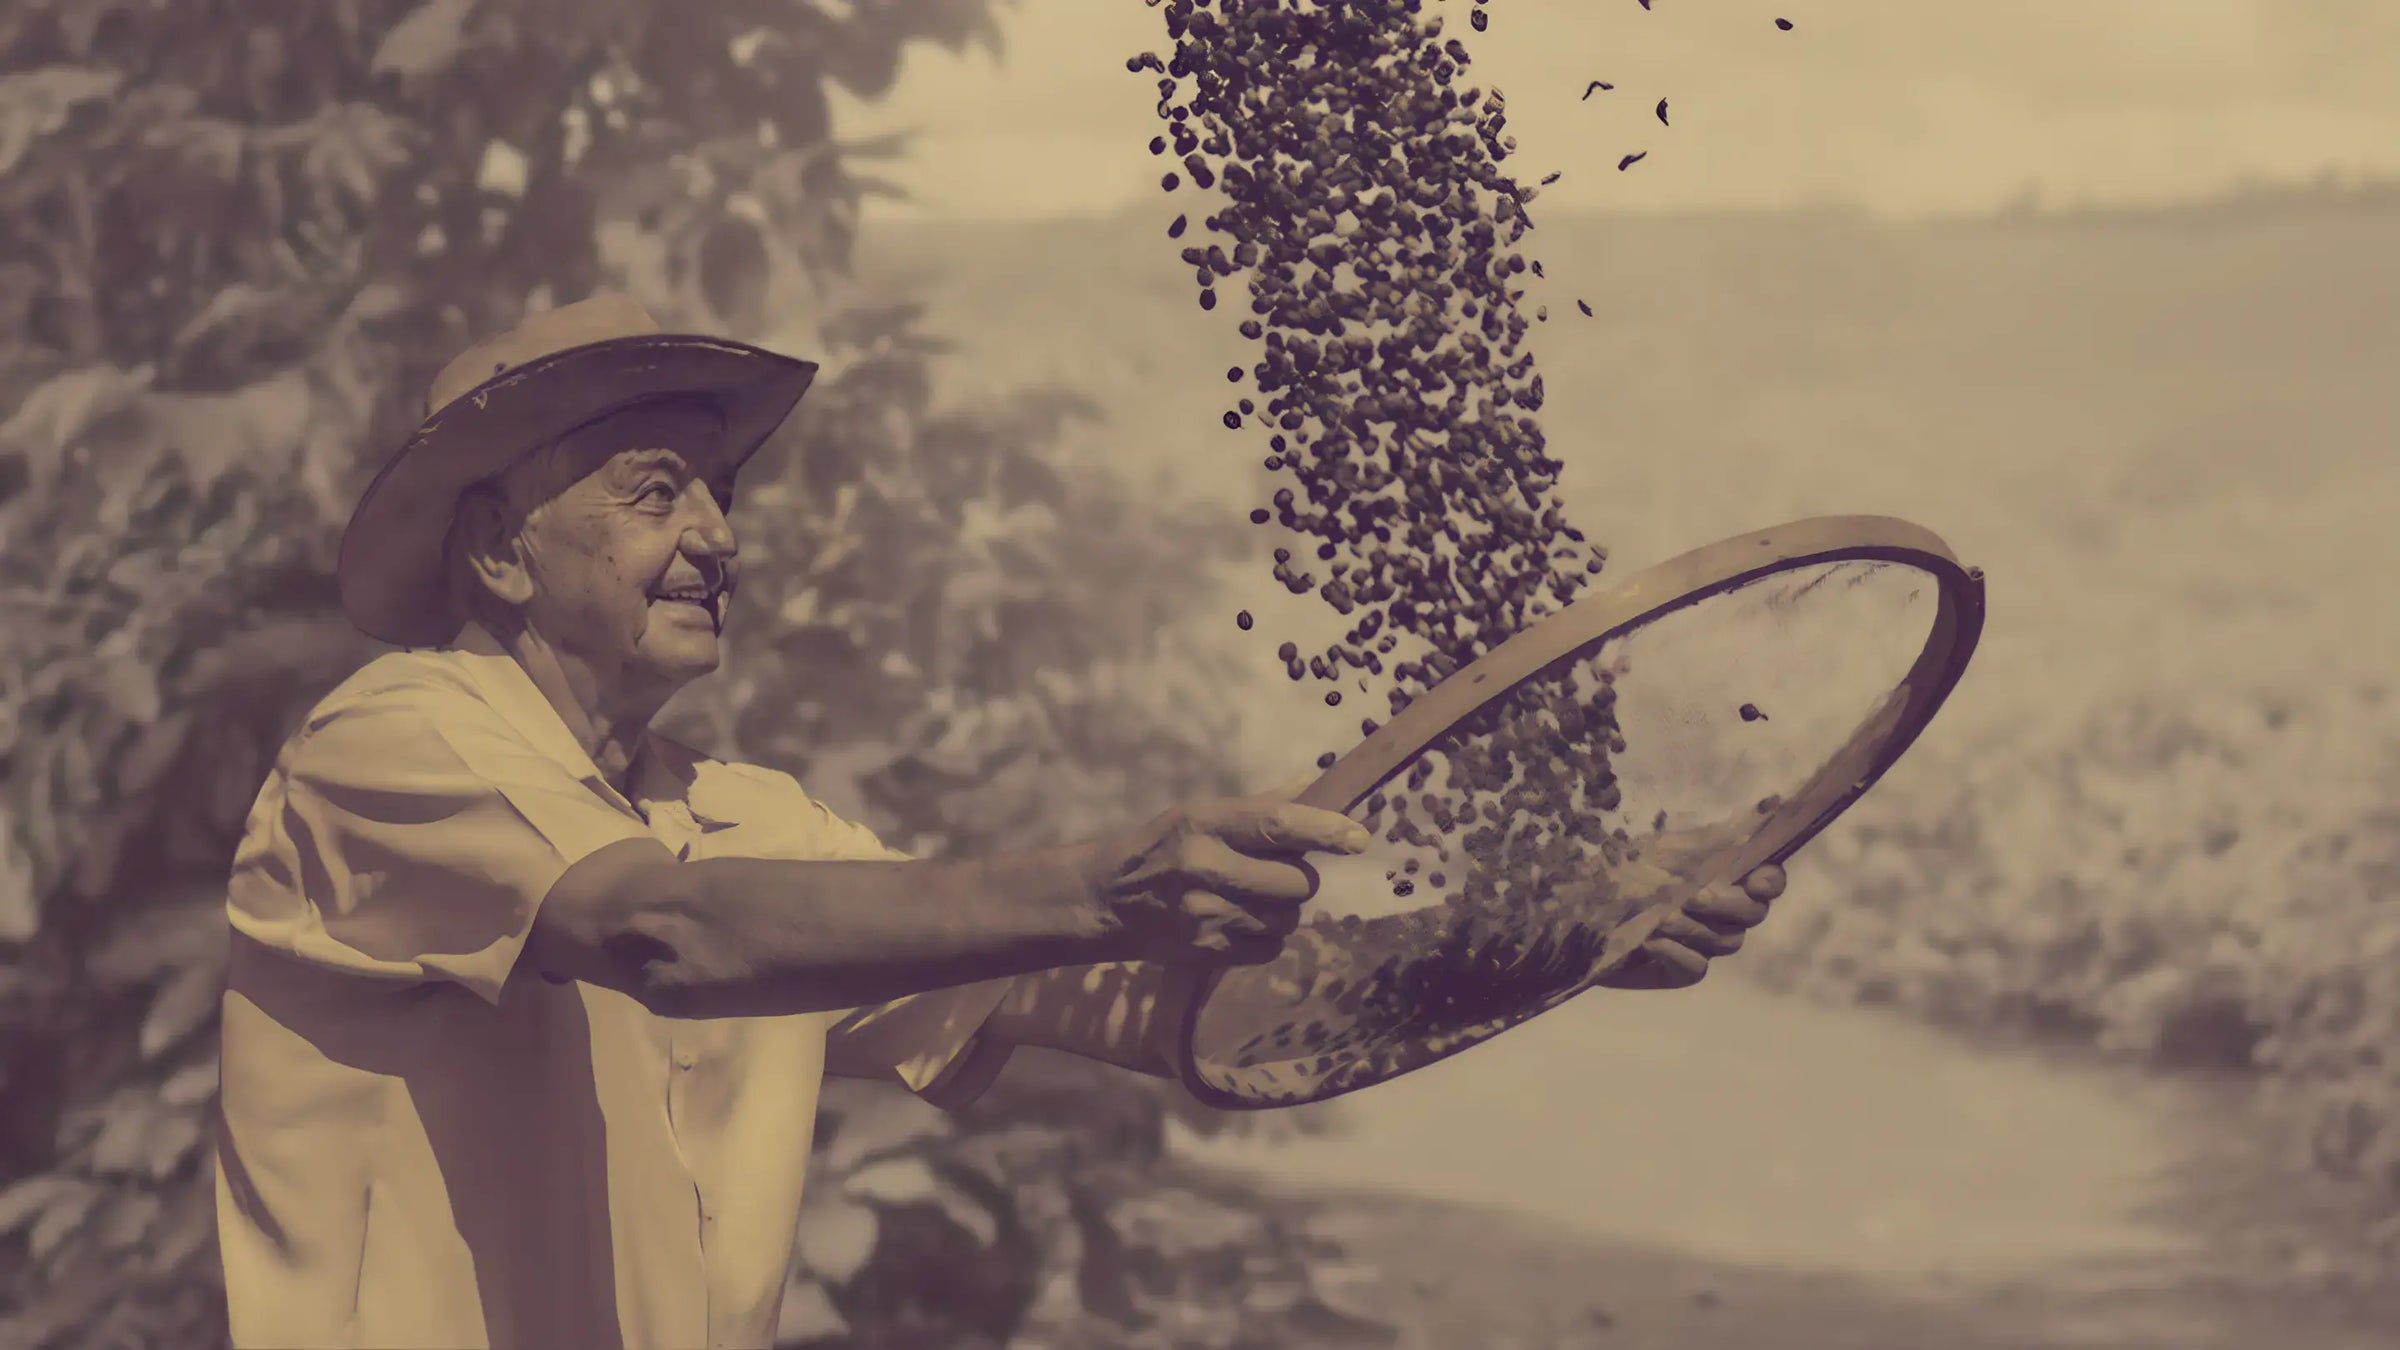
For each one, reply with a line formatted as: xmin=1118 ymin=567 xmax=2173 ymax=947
xmin=638 ymin=483 xmax=678 ymax=507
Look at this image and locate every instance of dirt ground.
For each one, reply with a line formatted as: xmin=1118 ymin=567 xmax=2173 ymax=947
xmin=1182 ymin=978 xmax=2400 ymax=1350
xmin=1289 ymin=1189 xmax=2400 ymax=1350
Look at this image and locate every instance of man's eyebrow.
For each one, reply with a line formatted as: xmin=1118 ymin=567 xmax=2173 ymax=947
xmin=613 ymin=447 xmax=694 ymax=475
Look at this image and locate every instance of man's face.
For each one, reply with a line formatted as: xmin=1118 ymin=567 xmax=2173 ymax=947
xmin=495 ymin=398 xmax=743 ymax=703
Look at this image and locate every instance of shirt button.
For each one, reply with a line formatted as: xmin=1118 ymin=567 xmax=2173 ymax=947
xmin=675 ymin=1049 xmax=697 ymax=1070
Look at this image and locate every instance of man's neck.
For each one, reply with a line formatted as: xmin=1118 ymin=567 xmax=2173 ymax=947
xmin=477 ymin=623 xmax=664 ymax=796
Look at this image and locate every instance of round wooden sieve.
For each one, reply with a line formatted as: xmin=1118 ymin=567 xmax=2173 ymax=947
xmin=1170 ymin=514 xmax=1988 ymax=1110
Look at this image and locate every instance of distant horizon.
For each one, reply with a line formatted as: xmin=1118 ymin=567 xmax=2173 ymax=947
xmin=837 ymin=0 xmax=2400 ymax=228
xmin=860 ymin=162 xmax=2400 ymax=230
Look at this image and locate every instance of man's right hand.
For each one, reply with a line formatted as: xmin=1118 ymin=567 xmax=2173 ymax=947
xmin=1082 ymin=787 xmax=1370 ymax=967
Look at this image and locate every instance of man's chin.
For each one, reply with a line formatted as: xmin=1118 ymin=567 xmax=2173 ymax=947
xmin=642 ymin=607 xmax=727 ymax=666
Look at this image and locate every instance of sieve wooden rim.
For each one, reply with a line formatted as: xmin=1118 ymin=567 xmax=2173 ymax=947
xmin=1172 ymin=513 xmax=1988 ymax=1110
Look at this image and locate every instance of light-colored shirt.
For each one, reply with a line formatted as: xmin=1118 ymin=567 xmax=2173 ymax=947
xmin=215 ymin=624 xmax=1018 ymax=1350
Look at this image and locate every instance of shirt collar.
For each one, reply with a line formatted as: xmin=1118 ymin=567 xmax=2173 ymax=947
xmin=449 ymin=622 xmax=655 ymax=816
xmin=447 ymin=624 xmax=739 ymax=831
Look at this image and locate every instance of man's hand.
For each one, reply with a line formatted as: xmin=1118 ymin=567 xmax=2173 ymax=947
xmin=1082 ymin=783 xmax=1367 ymax=968
xmin=1596 ymin=862 xmax=1786 ymax=990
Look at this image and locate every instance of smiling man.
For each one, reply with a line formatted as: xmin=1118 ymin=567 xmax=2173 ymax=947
xmin=212 ymin=293 xmax=1774 ymax=1350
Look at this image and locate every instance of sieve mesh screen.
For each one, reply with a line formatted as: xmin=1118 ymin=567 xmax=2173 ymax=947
xmin=1185 ymin=552 xmax=1956 ymax=1107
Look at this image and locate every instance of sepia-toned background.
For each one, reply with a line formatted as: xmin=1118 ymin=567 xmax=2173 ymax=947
xmin=3 ymin=1 xmax=2397 ymax=1347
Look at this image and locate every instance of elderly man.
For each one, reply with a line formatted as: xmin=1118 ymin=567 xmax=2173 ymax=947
xmin=214 ymin=294 xmax=1773 ymax=1350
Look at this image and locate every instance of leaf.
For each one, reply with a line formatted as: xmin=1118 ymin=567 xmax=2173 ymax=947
xmin=158 ymin=1054 xmax=220 ymax=1108
xmin=26 ymin=1179 xmax=98 ymax=1263
xmin=0 ymin=803 xmax=36 ymax=943
xmin=0 ymin=364 xmax=155 ymax=491
xmin=166 ymin=284 xmax=314 ymax=378
xmin=91 ymin=646 xmax=161 ymax=728
xmin=845 ymin=1158 xmax=1000 ymax=1248
xmin=843 ymin=1156 xmax=940 ymax=1206
xmin=834 ymin=130 xmax=917 ymax=161
xmin=75 ymin=1090 xmax=207 ymax=1184
xmin=91 ymin=1190 xmax=162 ymax=1252
xmin=818 ymin=1081 xmax=952 ymax=1173
xmin=0 ymin=1176 xmax=89 ymax=1239
xmin=141 ymin=113 xmax=245 ymax=183
xmin=300 ymin=104 xmax=421 ymax=215
xmin=142 ymin=1181 xmax=216 ymax=1277
xmin=791 ymin=1190 xmax=879 ymax=1284
xmin=774 ymin=1278 xmax=850 ymax=1344
xmin=371 ymin=0 xmax=484 ymax=84
xmin=138 ymin=960 xmax=224 ymax=1063
xmin=0 ymin=67 xmax=123 ymax=177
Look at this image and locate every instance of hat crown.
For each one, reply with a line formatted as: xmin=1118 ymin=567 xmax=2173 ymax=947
xmin=426 ymin=292 xmax=663 ymax=416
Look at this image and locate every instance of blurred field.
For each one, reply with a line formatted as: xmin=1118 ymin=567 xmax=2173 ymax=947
xmin=860 ymin=188 xmax=2400 ymax=1277
xmin=865 ymin=189 xmax=2399 ymax=693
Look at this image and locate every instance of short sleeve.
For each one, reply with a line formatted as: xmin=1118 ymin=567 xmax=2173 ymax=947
xmin=228 ymin=689 xmax=654 ymax=1005
xmin=823 ymin=982 xmax=1020 ymax=1111
xmin=725 ymin=772 xmax=1019 ymax=1111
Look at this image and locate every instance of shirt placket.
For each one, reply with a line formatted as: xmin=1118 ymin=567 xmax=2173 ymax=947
xmin=638 ymin=794 xmax=721 ymax=1343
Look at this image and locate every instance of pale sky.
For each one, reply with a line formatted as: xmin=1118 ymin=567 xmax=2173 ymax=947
xmin=834 ymin=0 xmax=2400 ymax=221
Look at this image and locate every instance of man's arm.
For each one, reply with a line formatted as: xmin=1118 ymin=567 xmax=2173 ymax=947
xmin=530 ymin=787 xmax=1361 ymax=1022
xmin=527 ymin=837 xmax=1134 ymax=1019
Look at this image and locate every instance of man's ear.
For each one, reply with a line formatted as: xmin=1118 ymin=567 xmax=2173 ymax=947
xmin=452 ymin=487 xmax=537 ymax=608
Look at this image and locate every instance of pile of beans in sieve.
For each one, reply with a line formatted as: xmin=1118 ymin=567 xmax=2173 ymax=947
xmin=1139 ymin=0 xmax=1678 ymax=1071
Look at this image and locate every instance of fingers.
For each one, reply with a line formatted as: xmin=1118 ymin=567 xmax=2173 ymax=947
xmin=1183 ymin=888 xmax=1303 ymax=953
xmin=1627 ymin=938 xmax=1711 ymax=989
xmin=1652 ymin=906 xmax=1745 ymax=957
xmin=1683 ymin=887 xmax=1769 ymax=932
xmin=1181 ymin=836 xmax=1323 ymax=906
xmin=1741 ymin=863 xmax=1787 ymax=903
xmin=1200 ymin=797 xmax=1369 ymax=859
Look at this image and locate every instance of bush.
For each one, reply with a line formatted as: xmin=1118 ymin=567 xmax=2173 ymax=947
xmin=1747 ymin=675 xmax=2400 ymax=1246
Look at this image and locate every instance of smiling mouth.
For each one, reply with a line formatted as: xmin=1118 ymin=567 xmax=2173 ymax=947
xmin=650 ymin=590 xmax=726 ymax=627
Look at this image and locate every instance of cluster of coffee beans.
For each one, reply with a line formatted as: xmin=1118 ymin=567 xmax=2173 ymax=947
xmin=1212 ymin=901 xmax=1616 ymax=1085
xmin=1132 ymin=0 xmax=1699 ymax=1080
xmin=1146 ymin=0 xmax=1678 ymax=1082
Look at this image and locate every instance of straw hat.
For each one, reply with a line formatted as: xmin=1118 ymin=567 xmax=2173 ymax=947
xmin=336 ymin=292 xmax=817 ymax=647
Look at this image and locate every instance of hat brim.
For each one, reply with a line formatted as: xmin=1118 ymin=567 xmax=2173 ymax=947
xmin=338 ymin=333 xmax=818 ymax=649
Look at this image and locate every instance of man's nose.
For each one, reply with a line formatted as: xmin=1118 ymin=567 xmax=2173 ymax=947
xmin=683 ymin=486 xmax=738 ymax=559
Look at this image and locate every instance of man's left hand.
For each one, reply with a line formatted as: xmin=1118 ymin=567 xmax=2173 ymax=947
xmin=1595 ymin=862 xmax=1786 ymax=991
